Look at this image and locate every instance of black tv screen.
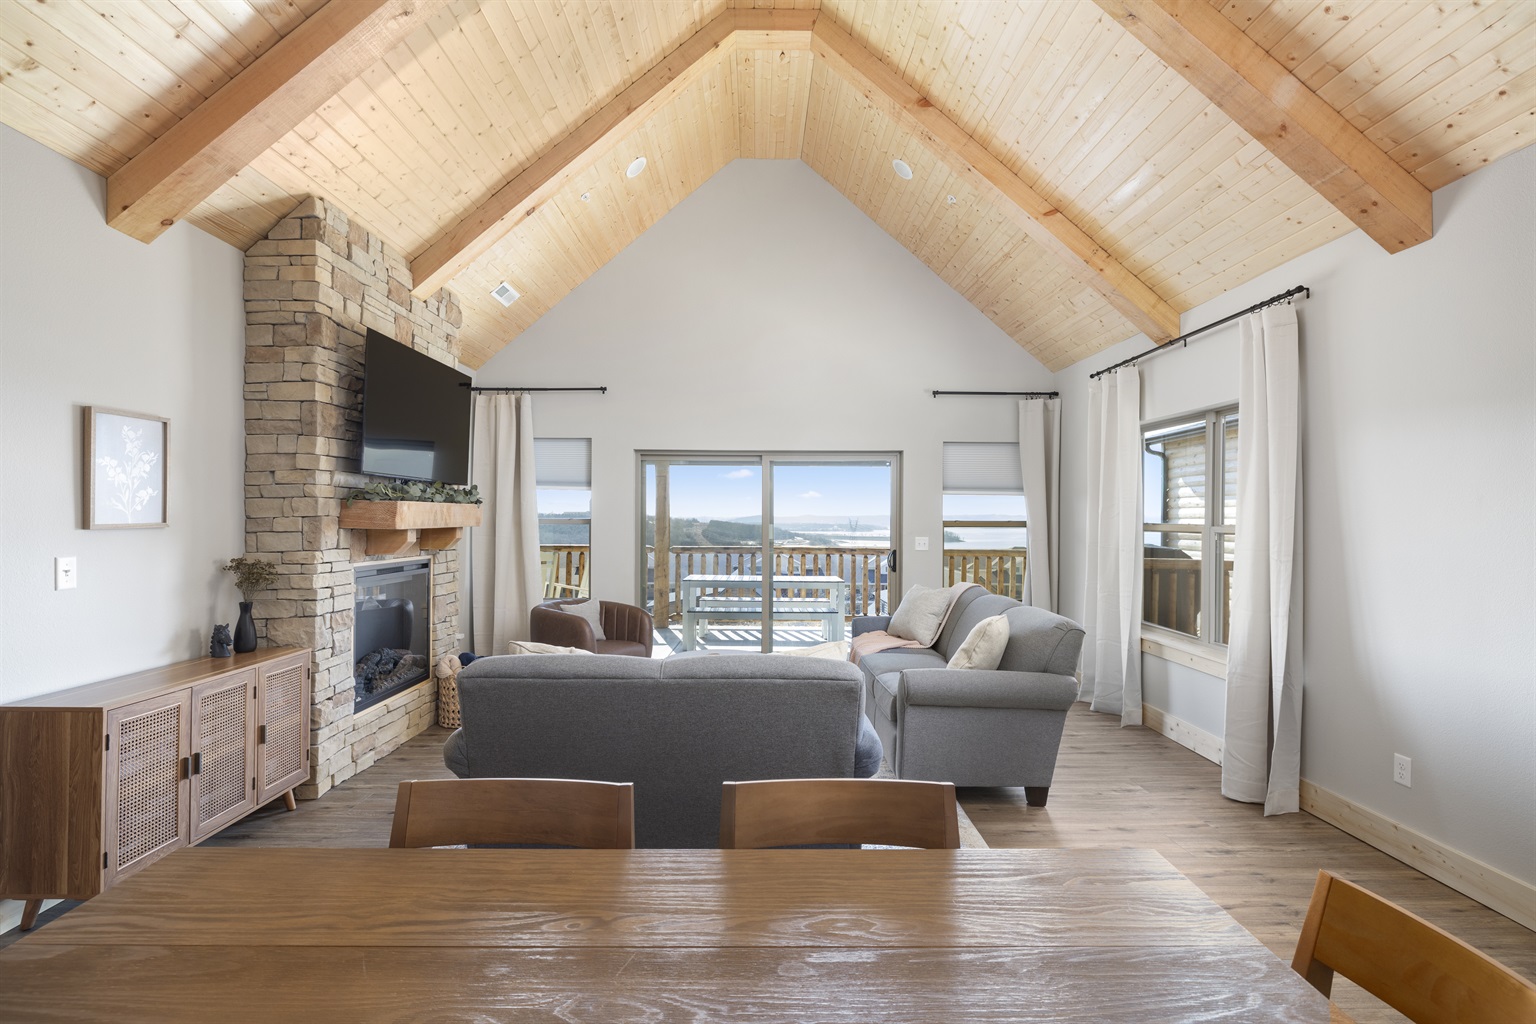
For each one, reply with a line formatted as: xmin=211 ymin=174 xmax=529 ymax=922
xmin=360 ymin=330 xmax=472 ymax=484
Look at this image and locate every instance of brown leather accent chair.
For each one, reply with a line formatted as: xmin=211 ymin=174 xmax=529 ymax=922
xmin=530 ymin=598 xmax=653 ymax=657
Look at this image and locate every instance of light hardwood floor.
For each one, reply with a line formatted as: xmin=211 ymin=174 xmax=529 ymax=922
xmin=7 ymin=703 xmax=1532 ymax=1023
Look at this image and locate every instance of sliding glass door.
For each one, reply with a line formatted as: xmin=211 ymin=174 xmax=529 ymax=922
xmin=641 ymin=453 xmax=899 ymax=653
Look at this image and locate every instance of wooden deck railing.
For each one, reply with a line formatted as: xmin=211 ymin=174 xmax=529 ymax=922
xmin=548 ymin=543 xmax=1230 ymax=640
xmin=1143 ymin=558 xmax=1234 ymax=643
xmin=645 ymin=546 xmax=891 ymax=625
xmin=942 ymin=550 xmax=1027 ymax=601
xmin=541 ymin=545 xmax=589 ymax=598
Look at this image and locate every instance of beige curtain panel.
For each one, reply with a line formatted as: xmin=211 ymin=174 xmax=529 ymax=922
xmin=469 ymin=392 xmax=543 ymax=655
xmin=1018 ymin=397 xmax=1061 ymax=613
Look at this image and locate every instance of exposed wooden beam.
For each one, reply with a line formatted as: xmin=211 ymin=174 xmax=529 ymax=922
xmin=810 ymin=19 xmax=1180 ymax=344
xmin=410 ymin=10 xmax=819 ymax=299
xmin=106 ymin=0 xmax=445 ymax=244
xmin=1094 ymin=0 xmax=1432 ymax=254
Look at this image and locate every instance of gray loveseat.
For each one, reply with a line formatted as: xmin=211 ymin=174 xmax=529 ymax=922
xmin=853 ymin=588 xmax=1084 ymax=804
xmin=442 ymin=653 xmax=876 ymax=847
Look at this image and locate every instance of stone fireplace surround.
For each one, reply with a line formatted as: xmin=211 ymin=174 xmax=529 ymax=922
xmin=243 ymin=196 xmax=464 ymax=799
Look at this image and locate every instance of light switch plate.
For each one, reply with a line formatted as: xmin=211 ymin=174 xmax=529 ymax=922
xmin=914 ymin=537 xmax=929 ymax=551
xmin=55 ymin=556 xmax=77 ymax=590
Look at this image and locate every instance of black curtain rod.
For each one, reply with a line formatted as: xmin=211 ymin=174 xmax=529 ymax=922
xmin=932 ymin=390 xmax=1059 ymax=398
xmin=463 ymin=385 xmax=608 ymax=394
xmin=1089 ymin=285 xmax=1310 ymax=380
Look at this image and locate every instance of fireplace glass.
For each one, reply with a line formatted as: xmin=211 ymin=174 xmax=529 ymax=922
xmin=353 ymin=559 xmax=431 ymax=712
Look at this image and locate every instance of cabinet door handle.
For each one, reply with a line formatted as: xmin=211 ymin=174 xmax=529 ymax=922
xmin=258 ymin=724 xmax=267 ymax=744
xmin=181 ymin=756 xmax=190 ymax=780
xmin=191 ymin=751 xmax=202 ymax=775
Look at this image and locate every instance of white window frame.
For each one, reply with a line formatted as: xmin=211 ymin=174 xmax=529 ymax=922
xmin=1141 ymin=407 xmax=1236 ymax=663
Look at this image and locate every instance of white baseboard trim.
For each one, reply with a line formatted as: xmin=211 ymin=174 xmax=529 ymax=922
xmin=1300 ymin=780 xmax=1536 ymax=932
xmin=1141 ymin=703 xmax=1223 ymax=765
xmin=1 ymin=898 xmax=61 ymax=935
xmin=1141 ymin=705 xmax=1536 ymax=930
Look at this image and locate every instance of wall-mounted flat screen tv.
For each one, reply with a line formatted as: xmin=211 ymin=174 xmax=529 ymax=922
xmin=360 ymin=329 xmax=472 ymax=484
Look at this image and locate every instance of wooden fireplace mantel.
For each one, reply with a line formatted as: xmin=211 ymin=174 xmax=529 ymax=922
xmin=337 ymin=501 xmax=483 ymax=556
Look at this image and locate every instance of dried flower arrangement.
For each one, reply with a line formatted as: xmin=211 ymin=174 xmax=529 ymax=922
xmin=223 ymin=556 xmax=280 ymax=602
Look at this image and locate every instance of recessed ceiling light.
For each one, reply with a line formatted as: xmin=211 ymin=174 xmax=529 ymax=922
xmin=626 ymin=156 xmax=647 ymax=179
xmin=490 ymin=282 xmax=519 ymax=307
xmin=580 ymin=191 xmax=591 ymax=202
xmin=946 ymin=195 xmax=957 ymax=205
xmin=892 ymin=158 xmax=913 ymax=180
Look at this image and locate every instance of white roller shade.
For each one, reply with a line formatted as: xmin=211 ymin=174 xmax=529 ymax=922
xmin=534 ymin=437 xmax=591 ymax=489
xmin=942 ymin=441 xmax=1023 ymax=494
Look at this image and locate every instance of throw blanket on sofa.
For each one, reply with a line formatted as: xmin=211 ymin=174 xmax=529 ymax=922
xmin=850 ymin=582 xmax=979 ymax=665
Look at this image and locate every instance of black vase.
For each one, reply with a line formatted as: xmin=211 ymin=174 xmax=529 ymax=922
xmin=233 ymin=601 xmax=258 ymax=654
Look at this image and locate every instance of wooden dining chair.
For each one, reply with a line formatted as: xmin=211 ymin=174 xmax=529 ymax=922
xmin=389 ymin=778 xmax=635 ymax=849
xmin=1292 ymin=870 xmax=1536 ymax=1024
xmin=720 ymin=778 xmax=960 ymax=849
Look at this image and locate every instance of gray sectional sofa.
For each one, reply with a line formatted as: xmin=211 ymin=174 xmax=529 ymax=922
xmin=853 ymin=588 xmax=1084 ymax=804
xmin=442 ymin=652 xmax=879 ymax=847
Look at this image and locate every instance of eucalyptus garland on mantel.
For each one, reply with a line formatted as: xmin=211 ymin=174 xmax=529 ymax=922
xmin=345 ymin=481 xmax=483 ymax=505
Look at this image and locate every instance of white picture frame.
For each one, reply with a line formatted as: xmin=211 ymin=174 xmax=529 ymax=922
xmin=84 ymin=406 xmax=168 ymax=529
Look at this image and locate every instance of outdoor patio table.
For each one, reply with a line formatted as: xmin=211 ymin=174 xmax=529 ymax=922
xmin=679 ymin=573 xmax=849 ymax=650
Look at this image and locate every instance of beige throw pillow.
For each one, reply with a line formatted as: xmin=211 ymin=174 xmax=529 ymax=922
xmin=887 ymin=585 xmax=954 ymax=647
xmin=561 ymin=599 xmax=606 ymax=640
xmin=947 ymin=614 xmax=1009 ymax=670
xmin=507 ymin=640 xmax=595 ymax=656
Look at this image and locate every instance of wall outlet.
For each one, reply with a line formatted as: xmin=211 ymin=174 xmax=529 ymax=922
xmin=54 ymin=556 xmax=77 ymax=590
xmin=913 ymin=537 xmax=929 ymax=551
xmin=1393 ymin=753 xmax=1412 ymax=787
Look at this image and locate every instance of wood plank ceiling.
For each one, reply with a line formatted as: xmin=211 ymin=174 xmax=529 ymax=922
xmin=3 ymin=0 xmax=1533 ymax=370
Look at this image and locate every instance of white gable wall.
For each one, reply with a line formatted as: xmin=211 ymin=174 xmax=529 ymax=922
xmin=1056 ymin=143 xmax=1536 ymax=890
xmin=473 ymin=158 xmax=1057 ymax=603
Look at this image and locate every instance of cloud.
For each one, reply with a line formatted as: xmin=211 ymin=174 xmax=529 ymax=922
xmin=799 ymin=490 xmax=822 ymax=499
xmin=723 ymin=469 xmax=754 ymax=479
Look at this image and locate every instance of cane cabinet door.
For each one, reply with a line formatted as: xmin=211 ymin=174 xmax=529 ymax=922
xmin=189 ymin=671 xmax=257 ymax=842
xmin=104 ymin=691 xmax=191 ymax=887
xmin=256 ymin=653 xmax=310 ymax=805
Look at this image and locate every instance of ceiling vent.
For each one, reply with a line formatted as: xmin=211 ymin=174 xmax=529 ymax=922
xmin=491 ymin=282 xmax=520 ymax=307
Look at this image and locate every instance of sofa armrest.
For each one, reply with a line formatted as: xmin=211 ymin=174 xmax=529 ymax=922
xmin=600 ymin=601 xmax=654 ymax=655
xmin=529 ymin=604 xmax=596 ymax=651
xmin=852 ymin=615 xmax=892 ymax=637
xmin=898 ymin=668 xmax=1078 ymax=711
xmin=442 ymin=728 xmax=469 ymax=778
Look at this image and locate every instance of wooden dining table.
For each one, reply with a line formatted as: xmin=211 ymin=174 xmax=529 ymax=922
xmin=0 ymin=846 xmax=1339 ymax=1022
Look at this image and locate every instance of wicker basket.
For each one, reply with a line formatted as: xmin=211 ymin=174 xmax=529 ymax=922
xmin=436 ymin=671 xmax=461 ymax=729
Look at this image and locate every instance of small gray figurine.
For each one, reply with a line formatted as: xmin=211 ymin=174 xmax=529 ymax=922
xmin=210 ymin=623 xmax=233 ymax=658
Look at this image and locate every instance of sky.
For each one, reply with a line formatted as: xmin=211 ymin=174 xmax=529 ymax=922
xmin=644 ymin=461 xmax=896 ymax=521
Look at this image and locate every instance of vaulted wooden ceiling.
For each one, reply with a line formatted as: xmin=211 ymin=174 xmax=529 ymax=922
xmin=3 ymin=0 xmax=1532 ymax=370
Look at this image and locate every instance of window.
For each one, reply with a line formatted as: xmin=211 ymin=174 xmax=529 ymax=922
xmin=941 ymin=442 xmax=1027 ymax=600
xmin=1142 ymin=409 xmax=1237 ymax=644
xmin=536 ymin=438 xmax=591 ymax=598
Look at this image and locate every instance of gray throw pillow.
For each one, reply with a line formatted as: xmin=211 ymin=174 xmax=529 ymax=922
xmin=562 ymin=599 xmax=605 ymax=640
xmin=887 ymin=585 xmax=953 ymax=647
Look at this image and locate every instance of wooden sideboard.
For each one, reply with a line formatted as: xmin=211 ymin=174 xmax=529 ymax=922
xmin=0 ymin=648 xmax=311 ymax=929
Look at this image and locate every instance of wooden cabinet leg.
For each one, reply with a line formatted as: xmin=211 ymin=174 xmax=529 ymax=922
xmin=282 ymin=790 xmax=297 ymax=812
xmin=20 ymin=898 xmax=43 ymax=931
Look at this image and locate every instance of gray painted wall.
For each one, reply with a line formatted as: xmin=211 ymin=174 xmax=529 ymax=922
xmin=0 ymin=126 xmax=246 ymax=703
xmin=1056 ymin=143 xmax=1536 ymax=884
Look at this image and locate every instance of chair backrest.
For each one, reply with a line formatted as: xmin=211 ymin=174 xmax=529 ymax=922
xmin=1292 ymin=870 xmax=1536 ymax=1023
xmin=389 ymin=778 xmax=635 ymax=849
xmin=720 ymin=778 xmax=960 ymax=849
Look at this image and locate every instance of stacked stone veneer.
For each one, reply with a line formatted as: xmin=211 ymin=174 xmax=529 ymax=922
xmin=243 ymin=196 xmax=465 ymax=799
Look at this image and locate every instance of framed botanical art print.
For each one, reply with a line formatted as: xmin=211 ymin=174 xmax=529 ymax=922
xmin=84 ymin=406 xmax=168 ymax=529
